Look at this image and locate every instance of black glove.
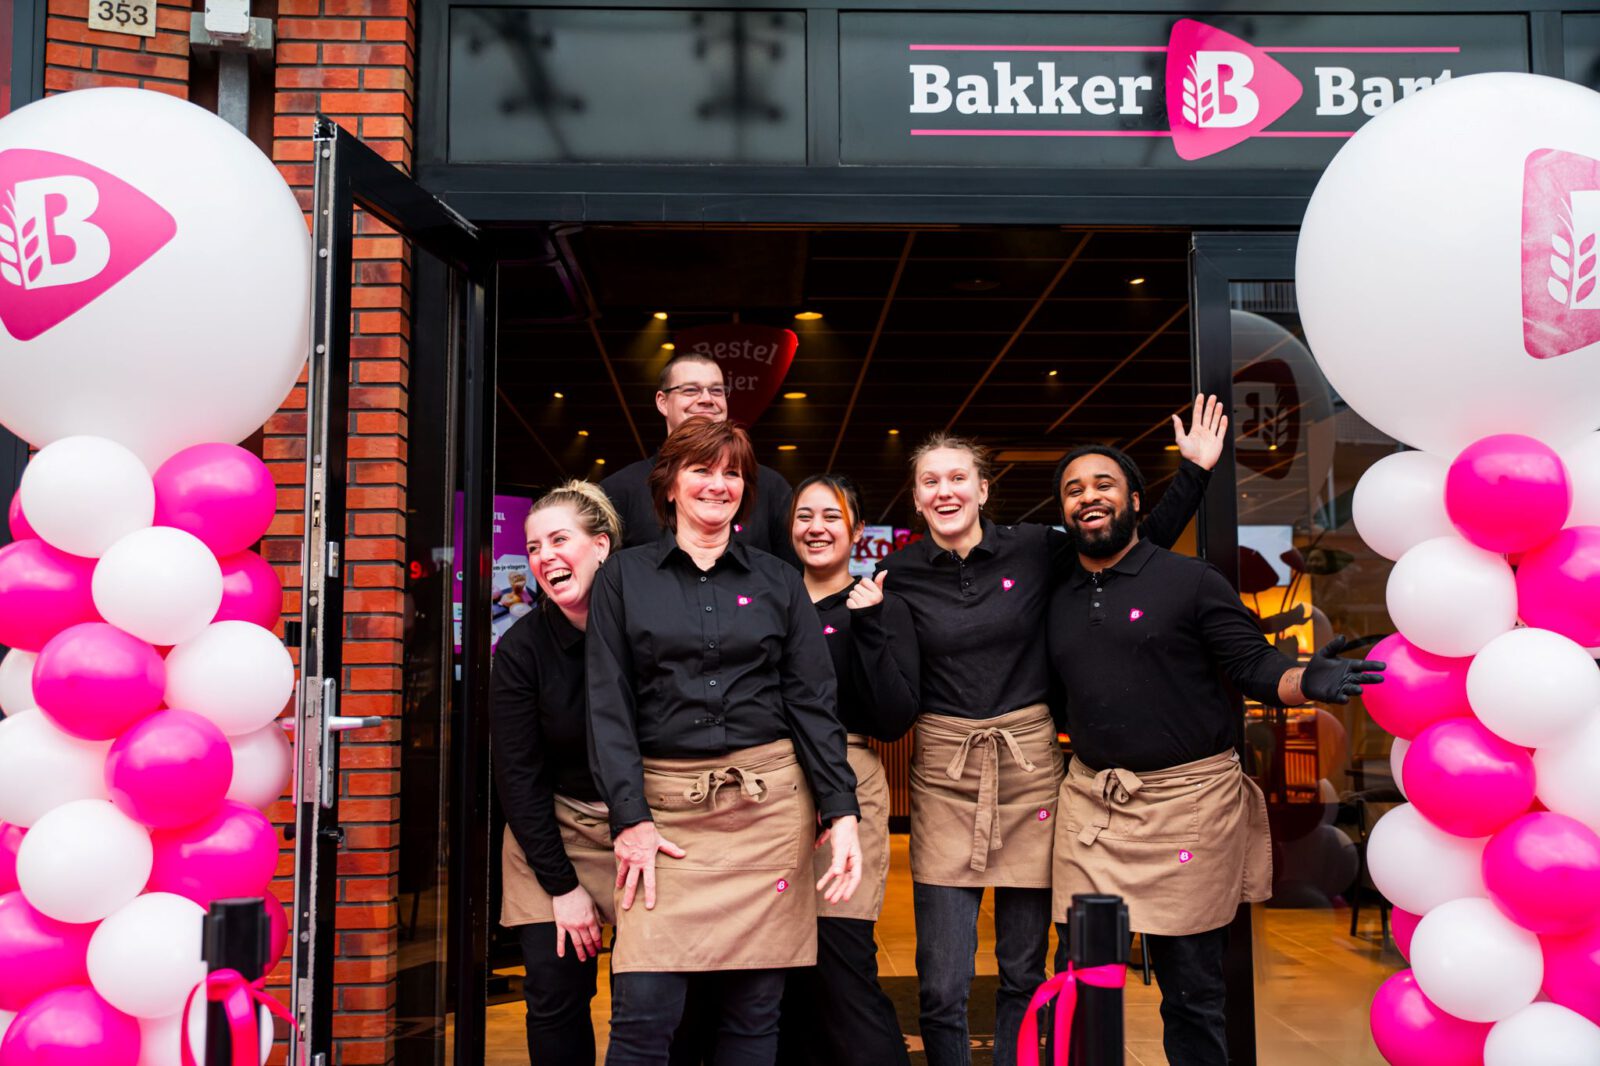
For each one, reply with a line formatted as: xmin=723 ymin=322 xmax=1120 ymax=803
xmin=1300 ymin=635 xmax=1386 ymax=704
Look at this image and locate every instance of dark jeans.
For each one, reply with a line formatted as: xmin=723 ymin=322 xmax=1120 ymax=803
xmin=607 ymin=969 xmax=788 ymax=1066
xmin=777 ymin=917 xmax=911 ymax=1066
xmin=913 ymin=883 xmax=1051 ymax=1066
xmin=518 ymin=922 xmax=599 ymax=1066
xmin=1052 ymin=923 xmax=1229 ymax=1066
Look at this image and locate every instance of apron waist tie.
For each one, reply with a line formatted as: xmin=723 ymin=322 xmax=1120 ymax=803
xmin=1078 ymin=767 xmax=1145 ymax=847
xmin=685 ymin=766 xmax=769 ymax=808
xmin=945 ymin=726 xmax=1038 ymax=873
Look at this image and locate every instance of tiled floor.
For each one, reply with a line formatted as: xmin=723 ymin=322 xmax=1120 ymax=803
xmin=485 ymin=837 xmax=1398 ymax=1065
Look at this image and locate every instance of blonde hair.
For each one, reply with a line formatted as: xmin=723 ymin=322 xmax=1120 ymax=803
xmin=527 ymin=480 xmax=622 ymax=545
xmin=910 ymin=432 xmax=994 ymax=483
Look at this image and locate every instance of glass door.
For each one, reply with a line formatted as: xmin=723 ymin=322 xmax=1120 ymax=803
xmin=294 ymin=118 xmax=497 ymax=1066
xmin=1193 ymin=235 xmax=1405 ymax=1066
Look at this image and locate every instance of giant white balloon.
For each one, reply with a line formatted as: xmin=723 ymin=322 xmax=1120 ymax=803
xmin=17 ymin=436 xmax=152 ymax=558
xmin=15 ymin=798 xmax=151 ymax=922
xmin=0 ymin=89 xmax=310 ymax=469
xmin=0 ymin=647 xmax=36 ymax=715
xmin=1390 ymin=736 xmax=1410 ymax=800
xmin=1468 ymin=628 xmax=1600 ymax=747
xmin=93 ymin=526 xmax=223 ymax=646
xmin=0 ymin=707 xmax=109 ymax=827
xmin=87 ymin=892 xmax=206 ymax=1019
xmin=1411 ymin=897 xmax=1543 ymax=1022
xmin=1535 ymin=713 xmax=1600 ymax=834
xmin=1366 ymin=803 xmax=1486 ymax=914
xmin=1563 ymin=432 xmax=1600 ymax=529
xmin=1386 ymin=535 xmax=1517 ymax=657
xmin=1486 ymin=1002 xmax=1600 ymax=1066
xmin=226 ymin=720 xmax=294 ymax=809
xmin=1298 ymin=73 xmax=1600 ymax=455
xmin=1352 ymin=451 xmax=1455 ymax=561
xmin=165 ymin=621 xmax=295 ymax=737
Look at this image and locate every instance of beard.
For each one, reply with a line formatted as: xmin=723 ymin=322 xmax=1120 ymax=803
xmin=1070 ymin=504 xmax=1137 ymax=559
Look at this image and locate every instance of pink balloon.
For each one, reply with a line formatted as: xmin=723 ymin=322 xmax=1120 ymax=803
xmin=6 ymin=492 xmax=34 ymax=542
xmin=105 ymin=709 xmax=233 ymax=830
xmin=31 ymin=624 xmax=164 ymax=742
xmin=1484 ymin=813 xmax=1600 ymax=936
xmin=0 ymin=891 xmax=94 ymax=1011
xmin=152 ymin=443 xmax=277 ymax=557
xmin=0 ymin=985 xmax=139 ymax=1066
xmin=1362 ymin=634 xmax=1474 ymax=740
xmin=1405 ymin=718 xmax=1535 ymax=838
xmin=263 ymin=894 xmax=288 ymax=977
xmin=1544 ymin=923 xmax=1600 ymax=1026
xmin=1517 ymin=526 xmax=1600 ymax=647
xmin=148 ymin=800 xmax=277 ymax=906
xmin=1369 ymin=969 xmax=1490 ymax=1066
xmin=1446 ymin=434 xmax=1571 ymax=553
xmin=213 ymin=550 xmax=283 ymax=629
xmin=1392 ymin=907 xmax=1421 ymax=961
xmin=0 ymin=824 xmax=22 ymax=894
xmin=0 ymin=541 xmax=97 ymax=653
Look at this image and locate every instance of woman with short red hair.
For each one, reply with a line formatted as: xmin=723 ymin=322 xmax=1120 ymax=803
xmin=586 ymin=416 xmax=863 ymax=1066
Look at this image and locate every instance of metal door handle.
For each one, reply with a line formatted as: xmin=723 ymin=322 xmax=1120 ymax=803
xmin=317 ymin=679 xmax=380 ymax=808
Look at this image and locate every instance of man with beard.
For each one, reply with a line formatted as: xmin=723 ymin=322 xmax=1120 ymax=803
xmin=1044 ymin=445 xmax=1384 ymax=1066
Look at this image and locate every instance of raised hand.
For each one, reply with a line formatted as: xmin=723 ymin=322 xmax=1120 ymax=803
xmin=846 ymin=571 xmax=887 ymax=611
xmin=1172 ymin=393 xmax=1229 ymax=471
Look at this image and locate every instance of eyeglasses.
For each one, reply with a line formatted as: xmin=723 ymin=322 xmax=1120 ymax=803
xmin=661 ymin=384 xmax=728 ymax=400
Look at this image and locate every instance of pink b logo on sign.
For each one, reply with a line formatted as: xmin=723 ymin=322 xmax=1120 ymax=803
xmin=1037 ymin=809 xmax=1050 ymax=821
xmin=1178 ymin=850 xmax=1193 ymax=864
xmin=1522 ymin=148 xmax=1600 ymax=360
xmin=0 ymin=149 xmax=176 ymax=341
xmin=776 ymin=879 xmax=789 ymax=893
xmin=1165 ymin=20 xmax=1302 ymax=161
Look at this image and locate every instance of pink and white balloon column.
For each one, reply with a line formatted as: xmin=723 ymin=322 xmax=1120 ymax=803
xmin=0 ymin=88 xmax=308 ymax=1066
xmin=1299 ymin=73 xmax=1600 ymax=1066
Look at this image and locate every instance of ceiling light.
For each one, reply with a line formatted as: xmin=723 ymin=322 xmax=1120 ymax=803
xmin=783 ymin=391 xmax=807 ymax=400
xmin=1129 ymin=277 xmax=1146 ymax=286
xmin=553 ymin=391 xmax=565 ymax=399
xmin=888 ymin=429 xmax=900 ymax=436
xmin=596 ymin=458 xmax=607 ymax=465
xmin=1047 ymin=370 xmax=1058 ymax=378
xmin=578 ymin=430 xmax=589 ymax=437
xmin=1268 ymin=444 xmax=1279 ymax=451
xmin=777 ymin=444 xmax=798 ymax=452
xmin=661 ymin=342 xmax=676 ymax=351
xmin=653 ymin=312 xmax=668 ymax=321
xmin=793 ymin=311 xmax=823 ymax=321
xmin=1164 ymin=444 xmax=1181 ymax=451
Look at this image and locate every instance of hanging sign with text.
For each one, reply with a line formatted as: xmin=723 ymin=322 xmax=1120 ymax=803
xmin=675 ymin=323 xmax=799 ymax=427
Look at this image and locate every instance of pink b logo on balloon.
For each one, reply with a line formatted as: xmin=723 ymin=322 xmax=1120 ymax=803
xmin=1521 ymin=148 xmax=1600 ymax=361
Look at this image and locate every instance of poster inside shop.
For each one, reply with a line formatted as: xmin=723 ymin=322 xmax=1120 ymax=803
xmin=852 ymin=525 xmax=917 ymax=576
xmin=453 ymin=492 xmax=535 ymax=652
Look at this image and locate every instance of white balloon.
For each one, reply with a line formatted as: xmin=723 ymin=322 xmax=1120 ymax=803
xmin=226 ymin=721 xmax=293 ymax=810
xmin=88 ymin=892 xmax=206 ymax=1019
xmin=93 ymin=526 xmax=223 ymax=646
xmin=0 ymin=89 xmax=309 ymax=469
xmin=15 ymin=798 xmax=151 ymax=923
xmin=18 ymin=436 xmax=153 ymax=558
xmin=0 ymin=1009 xmax=12 ymax=1044
xmin=1486 ymin=1002 xmax=1600 ymax=1066
xmin=1353 ymin=451 xmax=1454 ymax=562
xmin=0 ymin=647 xmax=37 ymax=715
xmin=1297 ymin=73 xmax=1600 ymax=455
xmin=1390 ymin=736 xmax=1410 ymax=800
xmin=1366 ymin=803 xmax=1486 ymax=915
xmin=166 ymin=622 xmax=294 ymax=737
xmin=1386 ymin=536 xmax=1517 ymax=657
xmin=1412 ymin=897 xmax=1543 ymax=1023
xmin=1535 ymin=713 xmax=1600 ymax=834
xmin=138 ymin=1007 xmax=271 ymax=1066
xmin=0 ymin=708 xmax=109 ymax=827
xmin=1562 ymin=432 xmax=1600 ymax=529
xmin=1469 ymin=628 xmax=1600 ymax=747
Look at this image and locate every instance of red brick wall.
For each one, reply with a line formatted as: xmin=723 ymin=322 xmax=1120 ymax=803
xmin=45 ymin=0 xmax=190 ymax=97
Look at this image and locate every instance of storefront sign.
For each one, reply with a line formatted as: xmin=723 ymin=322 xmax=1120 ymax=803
xmin=675 ymin=323 xmax=798 ymax=427
xmin=841 ymin=13 xmax=1528 ymax=167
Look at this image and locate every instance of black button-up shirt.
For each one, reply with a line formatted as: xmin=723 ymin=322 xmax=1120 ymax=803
xmin=814 ymin=580 xmax=921 ymax=743
xmin=488 ymin=598 xmax=600 ymax=898
xmin=601 ymin=453 xmax=799 ymax=564
xmin=586 ymin=537 xmax=858 ymax=835
xmin=877 ymin=461 xmax=1210 ymax=720
xmin=1048 ymin=537 xmax=1292 ymax=774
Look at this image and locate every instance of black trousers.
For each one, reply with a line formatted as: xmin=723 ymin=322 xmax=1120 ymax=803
xmin=776 ymin=917 xmax=911 ymax=1066
xmin=1051 ymin=922 xmax=1229 ymax=1066
xmin=518 ymin=922 xmax=599 ymax=1066
xmin=607 ymin=969 xmax=788 ymax=1066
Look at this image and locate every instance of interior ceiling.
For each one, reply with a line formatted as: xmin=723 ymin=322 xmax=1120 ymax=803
xmin=494 ymin=225 xmax=1195 ymax=527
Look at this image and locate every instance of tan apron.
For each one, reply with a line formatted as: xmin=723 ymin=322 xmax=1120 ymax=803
xmin=1052 ymin=749 xmax=1271 ymax=936
xmin=910 ymin=704 xmax=1064 ymax=889
xmin=813 ymin=737 xmax=891 ymax=922
xmin=500 ymin=795 xmax=617 ymax=928
xmin=610 ymin=739 xmax=818 ymax=974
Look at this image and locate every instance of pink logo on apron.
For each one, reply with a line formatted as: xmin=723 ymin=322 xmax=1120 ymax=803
xmin=1037 ymin=809 xmax=1050 ymax=821
xmin=1521 ymin=148 xmax=1600 ymax=360
xmin=1178 ymin=849 xmax=1194 ymax=864
xmin=775 ymin=879 xmax=789 ymax=893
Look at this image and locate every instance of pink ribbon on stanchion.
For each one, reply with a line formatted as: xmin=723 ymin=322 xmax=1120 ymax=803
xmin=1017 ymin=962 xmax=1128 ymax=1066
xmin=177 ymin=969 xmax=297 ymax=1066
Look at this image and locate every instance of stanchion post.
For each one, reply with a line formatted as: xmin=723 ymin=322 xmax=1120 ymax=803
xmin=202 ymin=897 xmax=270 ymax=1066
xmin=1069 ymin=893 xmax=1129 ymax=1065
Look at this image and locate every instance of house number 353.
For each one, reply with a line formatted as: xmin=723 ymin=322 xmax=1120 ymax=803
xmin=88 ymin=0 xmax=156 ymax=38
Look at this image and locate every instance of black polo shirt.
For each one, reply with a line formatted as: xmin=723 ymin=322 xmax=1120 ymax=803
xmin=1048 ymin=537 xmax=1291 ymax=773
xmin=586 ymin=537 xmax=858 ymax=835
xmin=876 ymin=460 xmax=1210 ymax=720
xmin=600 ymin=453 xmax=799 ymax=564
xmin=488 ymin=598 xmax=599 ymax=898
xmin=813 ymin=579 xmax=920 ymax=743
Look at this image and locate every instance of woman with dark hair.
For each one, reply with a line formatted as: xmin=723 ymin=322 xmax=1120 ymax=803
xmin=587 ymin=417 xmax=864 ymax=1066
xmin=877 ymin=396 xmax=1227 ymax=1066
xmin=489 ymin=480 xmax=625 ymax=1066
xmin=777 ymin=474 xmax=918 ymax=1066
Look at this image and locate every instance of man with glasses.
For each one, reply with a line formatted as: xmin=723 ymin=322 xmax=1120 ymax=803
xmin=601 ymin=352 xmax=798 ymax=561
